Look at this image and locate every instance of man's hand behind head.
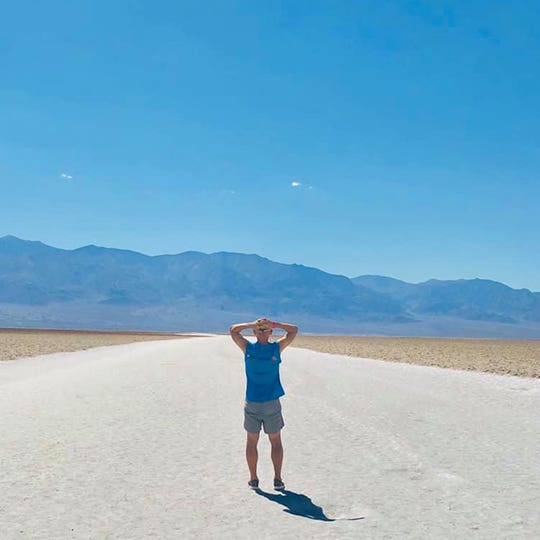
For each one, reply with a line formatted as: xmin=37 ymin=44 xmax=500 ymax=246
xmin=254 ymin=318 xmax=273 ymax=336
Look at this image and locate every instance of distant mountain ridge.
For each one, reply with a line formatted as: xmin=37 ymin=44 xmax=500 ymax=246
xmin=1 ymin=235 xmax=540 ymax=338
xmin=352 ymin=275 xmax=540 ymax=324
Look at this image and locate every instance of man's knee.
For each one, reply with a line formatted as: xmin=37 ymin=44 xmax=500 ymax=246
xmin=268 ymin=431 xmax=282 ymax=448
xmin=246 ymin=432 xmax=260 ymax=446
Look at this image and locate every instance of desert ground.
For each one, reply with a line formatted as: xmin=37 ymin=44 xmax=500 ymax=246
xmin=1 ymin=336 xmax=538 ymax=539
xmin=3 ymin=328 xmax=538 ymax=379
xmin=291 ymin=335 xmax=540 ymax=378
xmin=0 ymin=328 xmax=190 ymax=361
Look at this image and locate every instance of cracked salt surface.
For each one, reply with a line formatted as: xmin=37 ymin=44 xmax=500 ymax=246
xmin=1 ymin=337 xmax=539 ymax=539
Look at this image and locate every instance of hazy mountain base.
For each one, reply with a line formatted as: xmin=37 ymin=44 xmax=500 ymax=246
xmin=0 ymin=301 xmax=405 ymax=333
xmin=2 ymin=302 xmax=540 ymax=338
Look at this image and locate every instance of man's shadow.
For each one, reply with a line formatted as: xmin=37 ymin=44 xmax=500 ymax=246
xmin=254 ymin=489 xmax=364 ymax=522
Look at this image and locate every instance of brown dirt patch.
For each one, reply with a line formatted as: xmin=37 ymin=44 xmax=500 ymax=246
xmin=0 ymin=328 xmax=193 ymax=361
xmin=291 ymin=335 xmax=540 ymax=378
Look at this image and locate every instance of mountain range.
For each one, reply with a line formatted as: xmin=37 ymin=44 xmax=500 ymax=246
xmin=1 ymin=235 xmax=539 ymax=338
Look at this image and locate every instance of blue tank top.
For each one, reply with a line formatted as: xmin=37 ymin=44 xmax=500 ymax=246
xmin=244 ymin=341 xmax=285 ymax=402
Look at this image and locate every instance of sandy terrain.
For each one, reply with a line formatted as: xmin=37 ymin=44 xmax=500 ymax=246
xmin=0 ymin=328 xmax=190 ymax=362
xmin=0 ymin=336 xmax=538 ymax=539
xmin=291 ymin=335 xmax=540 ymax=378
xmin=3 ymin=329 xmax=539 ymax=379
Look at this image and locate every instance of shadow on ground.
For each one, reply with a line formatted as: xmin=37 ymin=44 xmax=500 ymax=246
xmin=254 ymin=489 xmax=364 ymax=522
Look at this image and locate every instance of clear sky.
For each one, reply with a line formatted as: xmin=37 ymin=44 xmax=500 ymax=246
xmin=1 ymin=1 xmax=539 ymax=291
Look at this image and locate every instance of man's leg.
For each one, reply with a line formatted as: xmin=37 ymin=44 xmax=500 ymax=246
xmin=246 ymin=431 xmax=260 ymax=481
xmin=268 ymin=431 xmax=283 ymax=480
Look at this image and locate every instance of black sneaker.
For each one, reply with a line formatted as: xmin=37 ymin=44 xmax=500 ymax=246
xmin=273 ymin=478 xmax=285 ymax=491
xmin=248 ymin=479 xmax=259 ymax=490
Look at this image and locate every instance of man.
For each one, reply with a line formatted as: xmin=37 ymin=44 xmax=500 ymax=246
xmin=229 ymin=317 xmax=298 ymax=491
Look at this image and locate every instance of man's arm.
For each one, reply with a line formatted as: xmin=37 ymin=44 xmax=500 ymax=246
xmin=229 ymin=321 xmax=256 ymax=353
xmin=274 ymin=321 xmax=298 ymax=352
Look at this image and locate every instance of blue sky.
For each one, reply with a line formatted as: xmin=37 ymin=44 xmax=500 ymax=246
xmin=1 ymin=1 xmax=539 ymax=290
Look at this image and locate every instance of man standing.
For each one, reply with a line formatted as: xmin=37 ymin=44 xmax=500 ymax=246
xmin=229 ymin=317 xmax=298 ymax=490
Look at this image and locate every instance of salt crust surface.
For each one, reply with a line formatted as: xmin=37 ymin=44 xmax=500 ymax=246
xmin=1 ymin=337 xmax=539 ymax=539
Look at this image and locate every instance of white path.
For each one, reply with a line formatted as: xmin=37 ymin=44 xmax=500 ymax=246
xmin=1 ymin=336 xmax=539 ymax=539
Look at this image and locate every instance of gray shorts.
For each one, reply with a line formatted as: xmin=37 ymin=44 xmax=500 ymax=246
xmin=244 ymin=398 xmax=285 ymax=434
